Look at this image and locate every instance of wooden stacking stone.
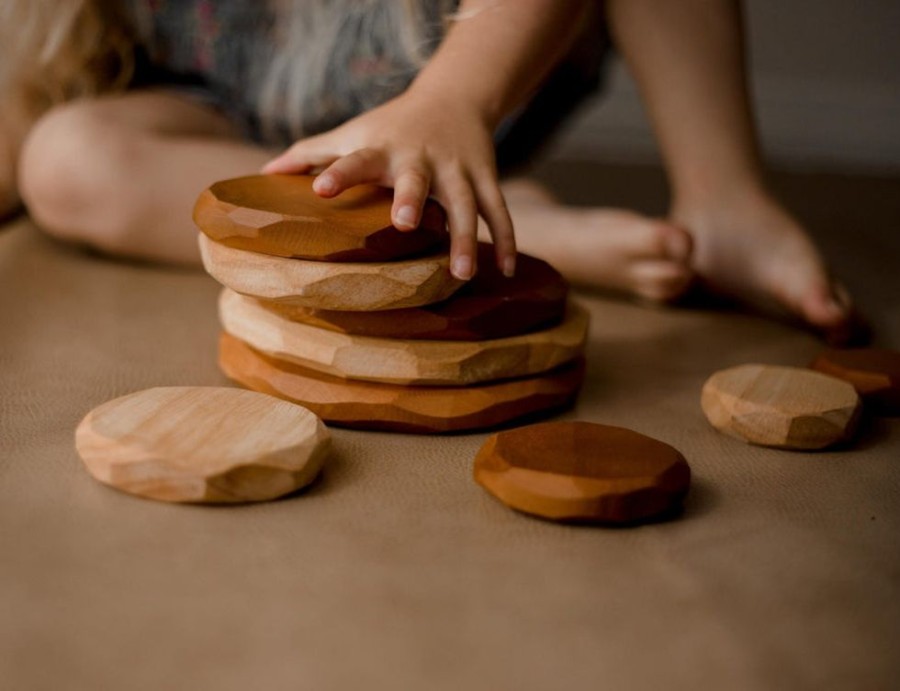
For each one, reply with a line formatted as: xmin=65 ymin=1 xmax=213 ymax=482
xmin=195 ymin=174 xmax=588 ymax=435
xmin=219 ymin=288 xmax=589 ymax=386
xmin=810 ymin=347 xmax=900 ymax=415
xmin=473 ymin=421 xmax=691 ymax=523
xmin=75 ymin=387 xmax=330 ymax=503
xmin=219 ymin=333 xmax=585 ymax=433
xmin=701 ymin=364 xmax=861 ymax=449
xmin=200 ymin=234 xmax=463 ymax=311
xmin=194 ymin=174 xmax=447 ymax=261
xmin=261 ymin=242 xmax=569 ymax=340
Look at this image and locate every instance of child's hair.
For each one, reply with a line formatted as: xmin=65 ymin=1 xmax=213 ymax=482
xmin=0 ymin=0 xmax=133 ymax=127
xmin=0 ymin=0 xmax=457 ymax=141
xmin=258 ymin=0 xmax=455 ymax=142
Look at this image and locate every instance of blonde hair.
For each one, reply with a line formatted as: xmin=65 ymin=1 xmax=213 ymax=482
xmin=0 ymin=0 xmax=133 ymax=131
xmin=0 ymin=0 xmax=455 ymax=142
xmin=258 ymin=0 xmax=456 ymax=142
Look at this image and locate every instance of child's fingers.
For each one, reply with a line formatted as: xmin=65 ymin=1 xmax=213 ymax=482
xmin=472 ymin=176 xmax=516 ymax=277
xmin=436 ymin=173 xmax=479 ymax=281
xmin=391 ymin=165 xmax=431 ymax=230
xmin=261 ymin=135 xmax=337 ymax=174
xmin=312 ymin=148 xmax=387 ymax=198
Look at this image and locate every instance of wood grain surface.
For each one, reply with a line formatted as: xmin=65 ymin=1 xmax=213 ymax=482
xmin=473 ymin=421 xmax=691 ymax=523
xmin=193 ymin=174 xmax=447 ymax=261
xmin=219 ymin=288 xmax=589 ymax=386
xmin=810 ymin=347 xmax=900 ymax=415
xmin=262 ymin=243 xmax=569 ymax=340
xmin=75 ymin=387 xmax=330 ymax=503
xmin=219 ymin=333 xmax=585 ymax=433
xmin=701 ymin=364 xmax=862 ymax=449
xmin=200 ymin=234 xmax=463 ymax=311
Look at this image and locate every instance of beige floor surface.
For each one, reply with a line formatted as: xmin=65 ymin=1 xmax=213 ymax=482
xmin=1 ymin=163 xmax=898 ymax=690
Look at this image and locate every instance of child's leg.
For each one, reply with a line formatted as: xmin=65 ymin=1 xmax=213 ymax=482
xmin=605 ymin=0 xmax=852 ymax=333
xmin=18 ymin=90 xmax=274 ymax=264
xmin=497 ymin=178 xmax=695 ymax=302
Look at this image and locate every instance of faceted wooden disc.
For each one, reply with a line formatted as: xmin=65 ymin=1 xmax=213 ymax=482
xmin=701 ymin=364 xmax=861 ymax=449
xmin=75 ymin=387 xmax=330 ymax=503
xmin=473 ymin=421 xmax=691 ymax=523
xmin=219 ymin=288 xmax=589 ymax=386
xmin=200 ymin=234 xmax=464 ymax=311
xmin=193 ymin=174 xmax=447 ymax=261
xmin=262 ymin=243 xmax=569 ymax=340
xmin=810 ymin=347 xmax=900 ymax=415
xmin=219 ymin=333 xmax=585 ymax=434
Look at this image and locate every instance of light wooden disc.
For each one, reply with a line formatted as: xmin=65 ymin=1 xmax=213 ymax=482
xmin=810 ymin=347 xmax=900 ymax=415
xmin=193 ymin=174 xmax=447 ymax=262
xmin=75 ymin=387 xmax=330 ymax=503
xmin=218 ymin=288 xmax=589 ymax=386
xmin=219 ymin=333 xmax=585 ymax=434
xmin=261 ymin=243 xmax=569 ymax=340
xmin=701 ymin=364 xmax=861 ymax=449
xmin=200 ymin=234 xmax=464 ymax=312
xmin=473 ymin=421 xmax=691 ymax=523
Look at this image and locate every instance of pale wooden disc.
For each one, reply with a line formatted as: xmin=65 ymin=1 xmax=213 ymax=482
xmin=218 ymin=288 xmax=589 ymax=386
xmin=701 ymin=364 xmax=861 ymax=449
xmin=219 ymin=332 xmax=585 ymax=434
xmin=75 ymin=387 xmax=331 ymax=503
xmin=473 ymin=421 xmax=691 ymax=523
xmin=200 ymin=234 xmax=464 ymax=311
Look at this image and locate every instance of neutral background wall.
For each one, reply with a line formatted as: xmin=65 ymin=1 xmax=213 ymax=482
xmin=548 ymin=0 xmax=900 ymax=173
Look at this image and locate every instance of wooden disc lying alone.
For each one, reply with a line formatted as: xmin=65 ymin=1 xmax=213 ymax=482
xmin=75 ymin=387 xmax=330 ymax=503
xmin=473 ymin=421 xmax=691 ymax=523
xmin=701 ymin=364 xmax=861 ymax=450
xmin=219 ymin=333 xmax=585 ymax=434
xmin=193 ymin=174 xmax=447 ymax=262
xmin=810 ymin=347 xmax=900 ymax=415
xmin=200 ymin=234 xmax=463 ymax=312
xmin=263 ymin=243 xmax=569 ymax=340
xmin=219 ymin=288 xmax=589 ymax=386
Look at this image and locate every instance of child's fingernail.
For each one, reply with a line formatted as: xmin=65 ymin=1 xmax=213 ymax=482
xmin=396 ymin=206 xmax=417 ymax=228
xmin=314 ymin=175 xmax=336 ymax=195
xmin=502 ymin=256 xmax=516 ymax=278
xmin=452 ymin=255 xmax=473 ymax=280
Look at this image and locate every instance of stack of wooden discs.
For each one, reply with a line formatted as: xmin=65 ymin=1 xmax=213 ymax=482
xmin=195 ymin=174 xmax=589 ymax=434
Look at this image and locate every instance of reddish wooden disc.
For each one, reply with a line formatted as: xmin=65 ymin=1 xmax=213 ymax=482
xmin=193 ymin=174 xmax=447 ymax=262
xmin=261 ymin=243 xmax=569 ymax=340
xmin=219 ymin=333 xmax=585 ymax=434
xmin=810 ymin=348 xmax=900 ymax=415
xmin=474 ymin=421 xmax=691 ymax=523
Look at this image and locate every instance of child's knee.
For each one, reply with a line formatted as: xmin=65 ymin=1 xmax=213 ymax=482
xmin=18 ymin=100 xmax=143 ymax=250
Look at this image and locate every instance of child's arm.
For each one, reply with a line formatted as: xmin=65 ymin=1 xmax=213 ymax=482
xmin=262 ymin=0 xmax=588 ymax=279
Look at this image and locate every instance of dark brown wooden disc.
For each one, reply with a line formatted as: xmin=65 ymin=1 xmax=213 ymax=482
xmin=473 ymin=421 xmax=691 ymax=523
xmin=810 ymin=348 xmax=900 ymax=415
xmin=261 ymin=243 xmax=569 ymax=340
xmin=193 ymin=174 xmax=447 ymax=262
xmin=218 ymin=333 xmax=585 ymax=434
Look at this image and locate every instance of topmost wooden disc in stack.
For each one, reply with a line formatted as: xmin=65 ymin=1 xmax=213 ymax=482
xmin=194 ymin=174 xmax=448 ymax=262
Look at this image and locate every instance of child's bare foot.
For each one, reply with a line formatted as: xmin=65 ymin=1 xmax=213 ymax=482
xmin=672 ymin=187 xmax=855 ymax=340
xmin=499 ymin=178 xmax=694 ymax=302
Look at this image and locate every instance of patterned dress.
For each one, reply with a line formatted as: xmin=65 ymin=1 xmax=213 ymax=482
xmin=122 ymin=0 xmax=607 ymax=170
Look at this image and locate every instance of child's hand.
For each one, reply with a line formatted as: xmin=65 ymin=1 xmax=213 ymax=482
xmin=261 ymin=88 xmax=515 ymax=280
